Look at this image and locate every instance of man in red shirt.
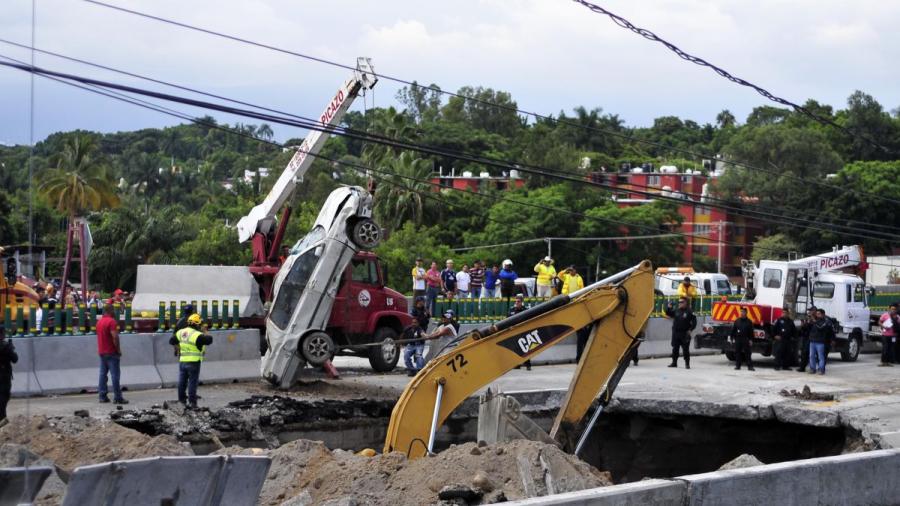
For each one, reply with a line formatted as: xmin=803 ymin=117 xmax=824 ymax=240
xmin=96 ymin=304 xmax=127 ymax=404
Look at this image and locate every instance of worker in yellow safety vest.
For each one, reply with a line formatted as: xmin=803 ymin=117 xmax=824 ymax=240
xmin=533 ymin=256 xmax=556 ymax=298
xmin=560 ymin=266 xmax=584 ymax=295
xmin=168 ymin=313 xmax=213 ymax=409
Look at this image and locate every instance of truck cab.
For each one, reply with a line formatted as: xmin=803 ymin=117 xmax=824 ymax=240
xmin=329 ymin=251 xmax=411 ymax=372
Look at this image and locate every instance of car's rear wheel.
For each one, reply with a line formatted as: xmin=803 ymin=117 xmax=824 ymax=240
xmin=368 ymin=327 xmax=400 ymax=372
xmin=301 ymin=331 xmax=334 ymax=367
xmin=351 ymin=218 xmax=381 ymax=250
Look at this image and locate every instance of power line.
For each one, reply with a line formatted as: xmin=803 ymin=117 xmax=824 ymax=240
xmin=79 ymin=0 xmax=900 ymax=207
xmin=2 ymin=58 xmax=896 ymax=247
xmin=451 ymin=234 xmax=679 ymax=252
xmin=570 ymin=0 xmax=893 ymax=155
xmin=9 ymin=39 xmax=894 ymax=238
xmin=14 ymin=58 xmax=895 ymax=273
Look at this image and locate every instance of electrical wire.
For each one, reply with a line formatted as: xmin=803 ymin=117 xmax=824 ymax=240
xmin=3 ymin=56 xmax=895 ymax=270
xmin=78 ymin=0 xmax=900 ymax=207
xmin=2 ymin=57 xmax=896 ymax=248
xmin=8 ymin=38 xmax=893 ymax=239
xmin=570 ymin=0 xmax=894 ymax=155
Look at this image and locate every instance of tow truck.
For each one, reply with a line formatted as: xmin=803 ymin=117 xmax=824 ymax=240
xmin=696 ymin=246 xmax=870 ymax=362
xmin=383 ymin=261 xmax=654 ymax=459
xmin=241 ymin=58 xmax=413 ymax=388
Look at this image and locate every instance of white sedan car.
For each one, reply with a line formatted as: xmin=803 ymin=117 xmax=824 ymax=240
xmin=261 ymin=186 xmax=381 ymax=388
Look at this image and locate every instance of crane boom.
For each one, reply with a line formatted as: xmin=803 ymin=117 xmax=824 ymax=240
xmin=236 ymin=57 xmax=377 ymax=243
xmin=383 ymin=261 xmax=654 ymax=459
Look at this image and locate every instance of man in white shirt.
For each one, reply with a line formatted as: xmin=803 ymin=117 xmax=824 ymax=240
xmin=456 ymin=265 xmax=471 ymax=298
xmin=423 ymin=310 xmax=459 ymax=363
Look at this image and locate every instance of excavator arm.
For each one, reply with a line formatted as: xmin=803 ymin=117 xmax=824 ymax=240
xmin=384 ymin=260 xmax=654 ymax=459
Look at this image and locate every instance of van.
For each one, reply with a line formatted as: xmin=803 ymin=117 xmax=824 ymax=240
xmin=656 ymin=272 xmax=733 ymax=297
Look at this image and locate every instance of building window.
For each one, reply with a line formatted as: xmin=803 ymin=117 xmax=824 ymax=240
xmin=812 ymin=282 xmax=835 ymax=299
xmin=694 ymin=224 xmax=711 ymax=236
xmin=647 ymin=175 xmax=660 ymax=186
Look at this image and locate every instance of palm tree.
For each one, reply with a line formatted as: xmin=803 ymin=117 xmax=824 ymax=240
xmin=373 ymin=151 xmax=432 ymax=229
xmin=39 ymin=134 xmax=119 ymax=304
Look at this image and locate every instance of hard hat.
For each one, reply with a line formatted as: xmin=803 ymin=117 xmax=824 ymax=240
xmin=543 ymin=256 xmax=552 ymax=262
xmin=188 ymin=313 xmax=202 ymax=326
xmin=502 ymin=259 xmax=513 ymax=267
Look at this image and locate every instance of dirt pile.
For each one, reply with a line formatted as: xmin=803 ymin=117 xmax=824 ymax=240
xmin=0 ymin=415 xmax=193 ymax=476
xmin=779 ymin=385 xmax=835 ymax=401
xmin=110 ymin=395 xmax=395 ymax=448
xmin=214 ymin=439 xmax=612 ymax=505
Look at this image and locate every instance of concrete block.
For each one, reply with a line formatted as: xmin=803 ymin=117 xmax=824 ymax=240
xmin=680 ymin=449 xmax=900 ymax=506
xmin=502 ymin=479 xmax=686 ymax=505
xmin=32 ymin=334 xmax=163 ymax=394
xmin=154 ymin=329 xmax=261 ymax=386
xmin=132 ymin=264 xmax=265 ymax=317
xmin=9 ymin=337 xmax=41 ymax=397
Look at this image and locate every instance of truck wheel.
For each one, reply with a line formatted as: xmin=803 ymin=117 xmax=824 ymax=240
xmin=841 ymin=331 xmax=862 ymax=362
xmin=724 ymin=351 xmax=736 ymax=361
xmin=301 ymin=331 xmax=334 ymax=367
xmin=351 ymin=219 xmax=381 ymax=250
xmin=368 ymin=327 xmax=400 ymax=372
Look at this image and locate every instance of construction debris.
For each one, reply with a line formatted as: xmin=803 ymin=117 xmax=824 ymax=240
xmin=779 ymin=385 xmax=836 ymax=402
xmin=213 ymin=438 xmax=612 ymax=505
xmin=717 ymin=453 xmax=764 ymax=470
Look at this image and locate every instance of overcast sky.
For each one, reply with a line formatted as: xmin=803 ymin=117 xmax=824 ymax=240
xmin=1 ymin=0 xmax=898 ymax=146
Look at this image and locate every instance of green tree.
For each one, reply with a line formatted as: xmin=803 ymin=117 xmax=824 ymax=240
xmin=751 ymin=233 xmax=799 ymax=262
xmin=373 ymin=151 xmax=432 ymax=229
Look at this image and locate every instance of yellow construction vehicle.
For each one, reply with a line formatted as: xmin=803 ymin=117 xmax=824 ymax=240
xmin=0 ymin=254 xmax=39 ymax=328
xmin=384 ymin=260 xmax=654 ymax=459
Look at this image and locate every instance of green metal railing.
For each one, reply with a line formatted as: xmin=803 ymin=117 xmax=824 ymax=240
xmin=431 ymin=294 xmax=746 ymax=323
xmin=2 ymin=298 xmax=242 ymax=337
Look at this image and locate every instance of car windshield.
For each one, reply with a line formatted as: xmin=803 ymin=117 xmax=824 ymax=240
xmin=270 ymin=226 xmax=326 ymax=329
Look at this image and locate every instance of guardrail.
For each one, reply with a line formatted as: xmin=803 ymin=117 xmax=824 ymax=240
xmin=2 ymin=299 xmax=242 ymax=337
xmin=433 ymin=295 xmax=745 ymax=323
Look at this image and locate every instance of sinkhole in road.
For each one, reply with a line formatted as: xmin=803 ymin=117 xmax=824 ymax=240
xmin=577 ymin=412 xmax=859 ymax=483
xmin=112 ymin=396 xmax=862 ymax=484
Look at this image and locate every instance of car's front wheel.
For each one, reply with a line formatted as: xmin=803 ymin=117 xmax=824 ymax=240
xmin=301 ymin=331 xmax=335 ymax=367
xmin=350 ymin=218 xmax=381 ymax=250
xmin=368 ymin=327 xmax=400 ymax=372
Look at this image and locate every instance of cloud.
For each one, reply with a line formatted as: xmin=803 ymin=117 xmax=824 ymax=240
xmin=0 ymin=0 xmax=898 ymax=145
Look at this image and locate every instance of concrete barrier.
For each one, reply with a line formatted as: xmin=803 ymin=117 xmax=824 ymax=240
xmin=32 ymin=334 xmax=163 ymax=394
xmin=154 ymin=329 xmax=261 ymax=387
xmin=10 ymin=337 xmax=41 ymax=396
xmin=505 ymin=479 xmax=686 ymax=505
xmin=132 ymin=265 xmax=265 ymax=317
xmin=505 ymin=449 xmax=900 ymax=505
xmin=679 ymin=449 xmax=900 ymax=506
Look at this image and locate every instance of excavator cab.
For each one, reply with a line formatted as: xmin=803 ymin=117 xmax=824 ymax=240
xmin=383 ymin=261 xmax=655 ymax=459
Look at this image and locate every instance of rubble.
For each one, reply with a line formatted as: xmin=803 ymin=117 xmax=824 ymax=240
xmin=779 ymin=385 xmax=836 ymax=402
xmin=213 ymin=439 xmax=612 ymax=505
xmin=717 ymin=453 xmax=764 ymax=470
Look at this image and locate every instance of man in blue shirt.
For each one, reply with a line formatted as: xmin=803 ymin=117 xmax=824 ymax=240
xmin=441 ymin=259 xmax=457 ymax=300
xmin=483 ymin=264 xmax=500 ymax=298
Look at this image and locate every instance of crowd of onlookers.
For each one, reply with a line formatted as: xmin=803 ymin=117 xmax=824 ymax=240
xmin=410 ymin=255 xmax=585 ymax=316
xmin=31 ymin=279 xmax=134 ymax=311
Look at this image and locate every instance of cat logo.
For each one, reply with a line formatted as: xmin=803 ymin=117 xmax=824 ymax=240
xmin=518 ymin=331 xmax=543 ymax=354
xmin=497 ymin=325 xmax=572 ymax=357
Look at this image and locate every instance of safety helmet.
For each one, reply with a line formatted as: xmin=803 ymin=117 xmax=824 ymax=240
xmin=502 ymin=259 xmax=513 ymax=267
xmin=188 ymin=313 xmax=202 ymax=326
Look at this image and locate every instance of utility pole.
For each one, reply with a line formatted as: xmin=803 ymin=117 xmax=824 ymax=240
xmin=545 ymin=238 xmax=552 ymax=259
xmin=717 ymin=221 xmax=726 ymax=273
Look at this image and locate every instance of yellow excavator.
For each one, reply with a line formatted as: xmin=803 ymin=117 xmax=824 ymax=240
xmin=383 ymin=260 xmax=654 ymax=459
xmin=1 ymin=249 xmax=39 ymax=329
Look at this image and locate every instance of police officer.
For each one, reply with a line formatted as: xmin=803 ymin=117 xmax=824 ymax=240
xmin=796 ymin=307 xmax=816 ymax=372
xmin=0 ymin=327 xmax=17 ymax=427
xmin=730 ymin=307 xmax=755 ymax=371
xmin=168 ymin=313 xmax=213 ymax=409
xmin=772 ymin=311 xmax=797 ymax=371
xmin=665 ymin=297 xmax=696 ymax=369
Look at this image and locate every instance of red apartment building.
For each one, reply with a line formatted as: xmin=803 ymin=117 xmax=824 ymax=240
xmin=589 ymin=166 xmax=763 ymax=276
xmin=430 ymin=168 xmax=526 ymax=192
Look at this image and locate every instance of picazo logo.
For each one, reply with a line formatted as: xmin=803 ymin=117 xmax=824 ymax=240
xmin=820 ymin=254 xmax=850 ymax=270
xmin=517 ymin=331 xmax=543 ymax=354
xmin=320 ymin=90 xmax=346 ymax=125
